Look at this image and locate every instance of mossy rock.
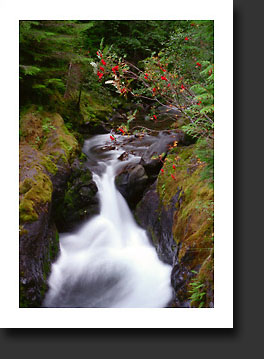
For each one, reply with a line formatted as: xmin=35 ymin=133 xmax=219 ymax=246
xmin=19 ymin=111 xmax=79 ymax=224
xmin=136 ymin=142 xmax=214 ymax=307
xmin=157 ymin=144 xmax=213 ymax=307
xmin=52 ymin=159 xmax=99 ymax=232
xmin=19 ymin=108 xmax=80 ymax=307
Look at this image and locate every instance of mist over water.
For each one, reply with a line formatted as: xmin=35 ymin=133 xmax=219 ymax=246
xmin=44 ymin=134 xmax=173 ymax=308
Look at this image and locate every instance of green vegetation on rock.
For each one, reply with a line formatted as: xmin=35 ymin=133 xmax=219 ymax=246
xmin=19 ymin=171 xmax=53 ymax=223
xmin=157 ymin=143 xmax=214 ymax=307
xmin=19 ymin=109 xmax=80 ymax=226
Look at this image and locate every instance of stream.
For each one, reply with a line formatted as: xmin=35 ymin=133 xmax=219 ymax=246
xmin=44 ymin=134 xmax=173 ymax=308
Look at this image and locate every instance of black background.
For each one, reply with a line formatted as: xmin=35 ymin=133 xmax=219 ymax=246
xmin=1 ymin=0 xmax=263 ymax=357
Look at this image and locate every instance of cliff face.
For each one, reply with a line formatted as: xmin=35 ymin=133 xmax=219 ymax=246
xmin=135 ymin=143 xmax=214 ymax=308
xmin=19 ymin=110 xmax=79 ymax=307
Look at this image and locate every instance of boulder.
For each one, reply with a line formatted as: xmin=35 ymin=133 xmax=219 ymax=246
xmin=52 ymin=157 xmax=99 ymax=232
xmin=115 ymin=131 xmax=185 ymax=208
xmin=115 ymin=164 xmax=149 ymax=209
xmin=135 ymin=182 xmax=183 ymax=265
xmin=80 ymin=120 xmax=110 ymax=135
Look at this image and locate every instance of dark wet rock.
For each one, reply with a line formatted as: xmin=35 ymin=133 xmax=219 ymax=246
xmin=140 ymin=156 xmax=164 ymax=179
xmin=115 ymin=164 xmax=149 ymax=209
xmin=102 ymin=145 xmax=116 ymax=151
xmin=157 ymin=105 xmax=182 ymax=117
xmin=170 ymin=259 xmax=194 ymax=306
xmin=135 ymin=182 xmax=187 ymax=306
xmin=140 ymin=131 xmax=183 ymax=166
xmin=118 ymin=152 xmax=129 ymax=161
xmin=79 ymin=120 xmax=110 ymax=135
xmin=135 ymin=182 xmax=183 ymax=265
xmin=20 ymin=214 xmax=59 ymax=308
xmin=52 ymin=158 xmax=99 ymax=232
xmin=135 ymin=131 xmax=184 ymax=178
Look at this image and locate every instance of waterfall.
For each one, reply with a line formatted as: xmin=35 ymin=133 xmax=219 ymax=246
xmin=44 ymin=134 xmax=172 ymax=308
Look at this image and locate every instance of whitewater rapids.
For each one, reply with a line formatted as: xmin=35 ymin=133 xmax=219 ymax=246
xmin=44 ymin=134 xmax=173 ymax=307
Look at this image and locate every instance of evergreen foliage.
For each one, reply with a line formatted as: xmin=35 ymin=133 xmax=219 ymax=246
xmin=82 ymin=20 xmax=177 ymax=62
xmin=19 ymin=20 xmax=93 ymax=106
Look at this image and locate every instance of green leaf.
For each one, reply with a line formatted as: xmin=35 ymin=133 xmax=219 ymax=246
xmin=190 ymin=84 xmax=206 ymax=95
xmin=20 ymin=65 xmax=41 ymax=76
xmin=32 ymin=84 xmax=46 ymax=89
xmin=200 ymin=105 xmax=214 ymax=115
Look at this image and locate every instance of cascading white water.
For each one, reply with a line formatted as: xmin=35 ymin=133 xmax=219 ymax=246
xmin=44 ymin=134 xmax=173 ymax=308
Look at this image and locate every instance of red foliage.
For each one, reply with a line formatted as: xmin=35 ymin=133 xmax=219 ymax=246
xmin=97 ymin=71 xmax=103 ymax=80
xmin=112 ymin=65 xmax=119 ymax=74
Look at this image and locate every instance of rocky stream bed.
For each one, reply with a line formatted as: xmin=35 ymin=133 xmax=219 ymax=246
xmin=19 ymin=108 xmax=213 ymax=308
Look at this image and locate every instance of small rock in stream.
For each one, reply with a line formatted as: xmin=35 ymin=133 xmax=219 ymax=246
xmin=118 ymin=152 xmax=129 ymax=161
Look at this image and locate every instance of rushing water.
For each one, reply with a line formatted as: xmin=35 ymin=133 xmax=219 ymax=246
xmin=44 ymin=134 xmax=173 ymax=308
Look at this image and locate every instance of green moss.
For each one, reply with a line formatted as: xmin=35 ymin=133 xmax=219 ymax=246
xmin=41 ymin=155 xmax=58 ymax=175
xmin=19 ymin=171 xmax=53 ymax=224
xmin=19 ymin=225 xmax=28 ymax=236
xmin=64 ymin=187 xmax=79 ymax=209
xmin=62 ymin=124 xmax=72 ymax=136
xmin=178 ymin=146 xmax=194 ymax=161
xmin=49 ymin=150 xmax=68 ymax=164
xmin=40 ymin=230 xmax=60 ymax=301
xmin=79 ymin=152 xmax=87 ymax=162
xmin=50 ymin=230 xmax=60 ymax=261
xmin=19 ymin=282 xmax=30 ymax=308
xmin=55 ymin=124 xmax=78 ymax=163
xmin=19 ymin=178 xmax=32 ymax=195
xmin=19 ymin=199 xmax=38 ymax=223
xmin=156 ymin=142 xmax=214 ymax=307
xmin=19 ymin=109 xmax=44 ymax=146
xmin=59 ymin=137 xmax=73 ymax=157
xmin=80 ymin=171 xmax=92 ymax=183
xmin=149 ymin=228 xmax=158 ymax=245
xmin=79 ymin=91 xmax=114 ymax=124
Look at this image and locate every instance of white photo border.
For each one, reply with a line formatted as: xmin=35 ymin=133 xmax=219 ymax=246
xmin=0 ymin=0 xmax=233 ymax=328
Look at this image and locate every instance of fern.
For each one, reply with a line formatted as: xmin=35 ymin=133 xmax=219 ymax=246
xmin=32 ymin=84 xmax=46 ymax=89
xmin=20 ymin=65 xmax=41 ymax=76
xmin=188 ymin=277 xmax=206 ymax=308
